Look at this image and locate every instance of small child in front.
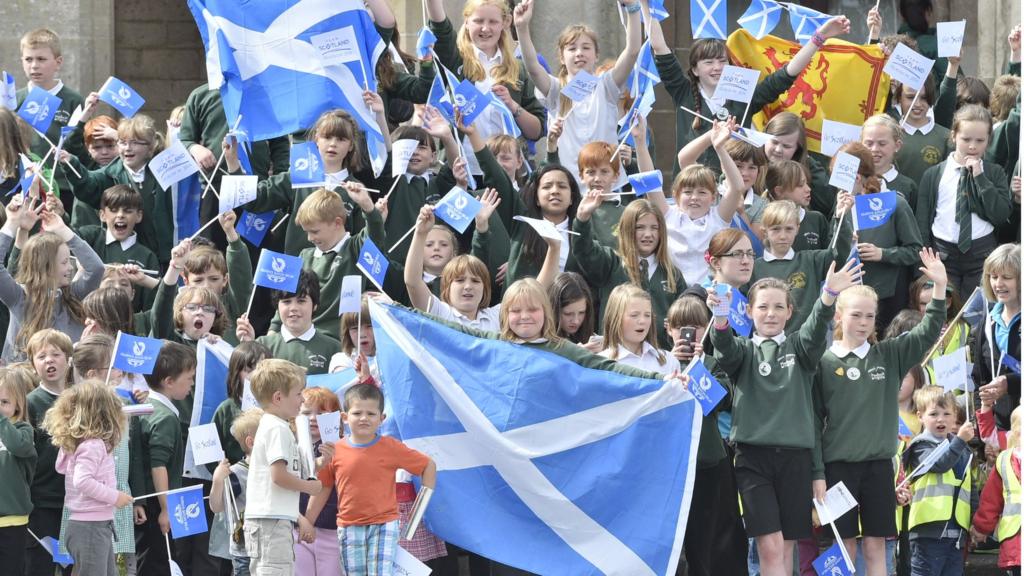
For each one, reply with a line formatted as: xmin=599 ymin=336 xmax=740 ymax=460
xmin=316 ymin=383 xmax=437 ymax=576
xmin=245 ymin=359 xmax=322 ymax=576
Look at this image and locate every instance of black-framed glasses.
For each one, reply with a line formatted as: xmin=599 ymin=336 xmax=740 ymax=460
xmin=720 ymin=250 xmax=756 ymax=260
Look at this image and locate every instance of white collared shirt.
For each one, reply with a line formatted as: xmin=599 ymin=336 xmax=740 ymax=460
xmin=640 ymin=254 xmax=658 ymax=280
xmin=325 ymin=169 xmax=350 ymax=189
xmin=901 ymin=107 xmax=936 ymax=135
xmin=752 ymin=333 xmax=787 ymax=347
xmin=881 ymin=165 xmax=899 ymax=183
xmin=148 ymin=389 xmax=179 ymax=417
xmin=313 ymin=233 xmax=349 ymax=258
xmin=830 ymin=340 xmax=871 ymax=359
xmin=600 ymin=342 xmax=680 ymax=375
xmin=404 ymin=172 xmax=431 ymax=184
xmin=281 ymin=324 xmax=316 ymax=342
xmin=105 ymin=229 xmax=138 ymax=250
xmin=763 ymin=248 xmax=795 ymax=262
xmin=29 ymin=80 xmax=64 ymax=96
xmin=125 ymin=164 xmax=146 ymax=184
xmin=554 ymin=217 xmax=570 ymax=271
xmin=666 ymin=206 xmax=729 ymax=285
xmin=428 ymin=295 xmax=501 ymax=332
xmin=463 ymin=45 xmax=509 ymax=175
xmin=423 ymin=271 xmax=438 ymax=284
xmin=932 ymin=154 xmax=994 ymax=242
xmin=700 ymin=86 xmax=728 ymax=117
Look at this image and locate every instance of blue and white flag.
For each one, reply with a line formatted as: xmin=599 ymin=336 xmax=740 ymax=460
xmin=625 ymin=40 xmax=661 ymax=100
xmin=98 ymin=76 xmax=146 ymax=118
xmin=728 ymin=288 xmax=752 ymax=337
xmin=686 ymin=357 xmax=727 ymax=416
xmin=787 ymin=3 xmax=832 ymax=45
xmin=307 ymin=370 xmax=358 ymax=394
xmin=184 ymin=338 xmax=233 ymax=479
xmin=187 ymin=0 xmax=388 ymax=176
xmin=489 ymin=94 xmax=522 ymax=138
xmin=853 ymin=191 xmax=897 ymax=230
xmin=356 ymin=238 xmax=389 ymax=292
xmin=172 ymin=173 xmax=203 ymax=243
xmin=416 ymin=27 xmax=437 ymax=59
xmin=290 ymin=141 xmax=326 ymax=188
xmin=731 ymin=214 xmax=765 ymax=258
xmin=112 ymin=332 xmax=163 ymax=375
xmin=1 ymin=71 xmax=16 ymax=110
xmin=254 ymin=249 xmax=303 ymax=292
xmin=617 ymin=82 xmax=656 ymax=141
xmin=433 ymin=187 xmax=482 ymax=234
xmin=17 ymin=87 xmax=61 ymax=133
xmin=236 ymin=210 xmax=275 ymax=246
xmin=812 ymin=541 xmax=853 ymax=576
xmin=453 ymin=79 xmax=491 ymax=126
xmin=562 ymin=70 xmax=600 ymax=103
xmin=370 ymin=300 xmax=701 ymax=575
xmin=427 ymin=64 xmax=460 ymax=122
xmin=649 ymin=0 xmax=670 ymax=21
xmin=628 ymin=170 xmax=663 ymax=197
xmin=1002 ymin=354 xmax=1021 ymax=375
xmin=11 ymin=157 xmax=37 ymax=198
xmin=168 ymin=484 xmax=209 ymax=538
xmin=40 ymin=536 xmax=74 ymax=567
xmin=737 ymin=0 xmax=783 ymax=39
xmin=691 ymin=0 xmax=727 ymax=40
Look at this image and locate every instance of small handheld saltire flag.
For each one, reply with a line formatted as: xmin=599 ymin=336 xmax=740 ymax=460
xmin=1 ymin=72 xmax=16 ymax=110
xmin=172 ymin=173 xmax=203 ymax=243
xmin=1002 ymin=354 xmax=1021 ymax=374
xmin=433 ymin=187 xmax=482 ymax=234
xmin=112 ymin=332 xmax=163 ymax=374
xmin=649 ymin=0 xmax=669 ymax=21
xmin=98 ymin=76 xmax=146 ymax=118
xmin=785 ymin=2 xmax=832 ymax=45
xmin=184 ymin=338 xmax=233 ymax=479
xmin=691 ymin=0 xmax=727 ymax=40
xmin=686 ymin=357 xmax=727 ymax=416
xmin=11 ymin=157 xmax=37 ymax=198
xmin=628 ymin=170 xmax=663 ymax=196
xmin=17 ymin=87 xmax=61 ymax=133
xmin=236 ymin=210 xmax=275 ymax=246
xmin=254 ymin=249 xmax=303 ymax=292
xmin=489 ymin=95 xmax=522 ymax=138
xmin=40 ymin=536 xmax=74 ymax=567
xmin=307 ymin=370 xmax=357 ymax=393
xmin=356 ymin=238 xmax=389 ymax=292
xmin=617 ymin=82 xmax=656 ymax=141
xmin=737 ymin=0 xmax=783 ymax=39
xmin=168 ymin=484 xmax=209 ymax=538
xmin=452 ymin=80 xmax=491 ymax=126
xmin=370 ymin=300 xmax=701 ymax=575
xmin=853 ymin=191 xmax=897 ymax=230
xmin=416 ymin=27 xmax=437 ymax=59
xmin=625 ymin=40 xmax=661 ymax=100
xmin=728 ymin=288 xmax=752 ymax=337
xmin=290 ymin=141 xmax=326 ymax=188
xmin=812 ymin=541 xmax=853 ymax=576
xmin=562 ymin=70 xmax=600 ymax=103
xmin=847 ymin=244 xmax=863 ymax=284
xmin=187 ymin=0 xmax=388 ymax=176
xmin=727 ymin=30 xmax=890 ymax=154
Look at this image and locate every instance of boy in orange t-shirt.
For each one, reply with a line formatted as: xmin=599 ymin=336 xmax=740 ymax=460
xmin=314 ymin=383 xmax=437 ymax=575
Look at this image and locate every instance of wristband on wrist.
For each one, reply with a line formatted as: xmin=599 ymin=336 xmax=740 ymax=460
xmin=822 ymin=286 xmax=839 ymax=297
xmin=623 ymin=2 xmax=641 ymax=14
xmin=811 ymin=32 xmax=826 ymax=48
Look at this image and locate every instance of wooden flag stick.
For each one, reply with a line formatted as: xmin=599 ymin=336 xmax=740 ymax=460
xmin=199 ymin=115 xmax=243 ymax=200
xmin=188 ymin=216 xmax=220 ymax=242
xmin=898 ymin=91 xmax=921 ymax=130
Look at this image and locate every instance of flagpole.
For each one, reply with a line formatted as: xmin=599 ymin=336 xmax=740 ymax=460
xmin=105 ymin=331 xmax=123 ymax=386
xmin=188 ymin=215 xmax=221 ymax=242
xmin=920 ymin=287 xmax=980 ymax=363
xmin=679 ymin=106 xmax=763 ymax=147
xmin=356 ymin=305 xmax=363 ymax=366
xmin=243 ymin=286 xmax=258 ymax=319
xmin=739 ymin=99 xmax=753 ymax=128
xmin=609 ymin=114 xmax=639 ymax=165
xmin=271 ymin=214 xmax=289 ymax=233
xmin=388 ymin=224 xmax=418 ymax=253
xmin=825 ymin=517 xmax=855 ymax=573
xmin=828 ymin=210 xmax=845 ymax=250
xmin=199 ymin=115 xmax=243 ymax=200
xmin=33 ymin=130 xmax=81 ymax=178
xmin=383 ymin=176 xmax=402 ymax=202
xmin=165 ymin=533 xmax=173 ymax=567
xmin=897 ymin=91 xmax=920 ymax=130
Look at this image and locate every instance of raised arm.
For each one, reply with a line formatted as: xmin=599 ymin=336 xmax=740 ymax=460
xmin=425 ymin=0 xmax=446 ymax=23
xmin=713 ymin=120 xmax=746 ymax=222
xmin=609 ymin=0 xmax=643 ymax=88
xmin=512 ymin=0 xmax=552 ymax=97
xmin=631 ymin=116 xmax=669 ymax=216
xmin=404 ymin=206 xmax=438 ymax=312
xmin=536 ymin=230 xmax=562 ymax=290
xmin=784 ymin=16 xmax=851 ymax=77
xmin=364 ymin=0 xmax=396 ymax=29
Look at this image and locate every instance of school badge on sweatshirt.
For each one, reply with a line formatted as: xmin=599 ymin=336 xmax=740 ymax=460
xmin=847 ymin=367 xmax=861 ymax=381
xmin=758 ymin=361 xmax=772 ymax=376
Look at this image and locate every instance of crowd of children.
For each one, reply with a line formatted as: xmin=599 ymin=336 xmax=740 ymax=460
xmin=0 ymin=0 xmax=1020 ymax=575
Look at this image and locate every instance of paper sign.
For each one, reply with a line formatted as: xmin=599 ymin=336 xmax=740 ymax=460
xmin=819 ymin=119 xmax=862 ymax=157
xmin=391 ymin=139 xmax=419 ymax=178
xmin=908 ymin=438 xmax=951 ymax=480
xmin=218 ymin=175 xmax=258 ymax=213
xmin=339 ymin=275 xmax=362 ymax=315
xmin=734 ymin=126 xmax=772 ymax=147
xmin=150 ymin=139 xmax=201 ymax=190
xmin=933 ymin=346 xmax=970 ymax=393
xmin=937 ymin=20 xmax=966 ymax=58
xmin=393 ymin=546 xmax=433 ymax=576
xmin=812 ymin=481 xmax=858 ymax=525
xmin=188 ymin=423 xmax=225 ymax=466
xmin=312 ymin=27 xmax=362 ymax=66
xmin=712 ymin=65 xmax=760 ymax=103
xmin=562 ymin=70 xmax=600 ymax=103
xmin=883 ymin=43 xmax=935 ymax=90
xmin=513 ymin=215 xmax=565 ymax=243
xmin=241 ymin=379 xmax=259 ymax=411
xmin=828 ymin=151 xmax=860 ymax=192
xmin=316 ymin=411 xmax=342 ymax=443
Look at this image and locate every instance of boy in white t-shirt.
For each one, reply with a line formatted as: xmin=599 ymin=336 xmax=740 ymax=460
xmin=244 ymin=359 xmax=323 ymax=575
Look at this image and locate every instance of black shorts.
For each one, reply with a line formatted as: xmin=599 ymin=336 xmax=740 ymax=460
xmin=824 ymin=459 xmax=897 ymax=538
xmin=734 ymin=443 xmax=813 ymax=540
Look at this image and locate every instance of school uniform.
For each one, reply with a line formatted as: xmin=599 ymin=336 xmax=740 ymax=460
xmin=916 ymin=157 xmax=1012 ymax=300
xmin=375 ymin=25 xmax=435 ymax=112
xmin=711 ymin=297 xmax=835 ymax=540
xmin=219 ymin=238 xmax=254 ymax=346
xmin=654 ymin=53 xmax=796 ymax=174
xmin=211 ymin=398 xmax=245 ymax=467
xmin=880 ymin=165 xmax=920 ymax=210
xmin=16 ymin=82 xmax=88 ymax=211
xmin=665 ymin=206 xmax=729 ymax=286
xmin=572 ymin=218 xmax=687 ymax=348
xmin=855 ymin=193 xmax=923 ymax=330
xmin=427 ymin=296 xmax=501 ymax=333
xmin=25 ymin=385 xmax=65 ymax=576
xmin=381 ymin=171 xmax=443 ymax=264
xmin=894 ymin=113 xmax=952 ymax=184
xmin=807 ymin=153 xmax=836 ymax=218
xmin=78 ymin=226 xmax=160 ymax=310
xmin=0 ymin=416 xmax=35 ymax=576
xmin=599 ymin=342 xmax=680 ymax=375
xmin=538 ymin=71 xmax=623 ymax=184
xmin=793 ymin=207 xmax=830 ymax=252
xmin=811 ymin=298 xmax=945 ymax=538
xmin=469 ymin=220 xmax=512 ymax=308
xmin=64 ymin=156 xmax=175 ymax=265
xmin=508 ymin=215 xmax=582 ymax=286
xmin=257 ymin=325 xmax=341 ymax=376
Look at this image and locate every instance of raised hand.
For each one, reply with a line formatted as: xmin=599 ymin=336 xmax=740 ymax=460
xmin=474 ymin=188 xmax=501 ymax=231
xmin=710 ymin=118 xmax=737 ymax=150
xmin=342 ymin=182 xmax=375 ymax=213
xmin=817 ymin=15 xmax=851 ymax=39
xmin=575 ymin=189 xmax=603 ymax=222
xmin=824 ymin=257 xmax=864 ymax=296
xmin=917 ymin=247 xmax=948 ymax=292
xmin=363 ymin=90 xmax=384 ymax=114
xmin=512 ymin=0 xmax=533 ymax=28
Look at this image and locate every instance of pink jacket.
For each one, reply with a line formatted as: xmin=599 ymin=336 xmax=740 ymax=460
xmin=55 ymin=438 xmax=119 ymax=521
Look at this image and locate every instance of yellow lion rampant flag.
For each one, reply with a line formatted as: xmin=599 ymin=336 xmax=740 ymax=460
xmin=726 ymin=29 xmax=891 ymax=154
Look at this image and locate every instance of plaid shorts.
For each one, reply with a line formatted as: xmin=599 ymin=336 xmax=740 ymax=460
xmin=339 ymin=520 xmax=400 ymax=576
xmin=398 ymin=499 xmax=447 ymax=562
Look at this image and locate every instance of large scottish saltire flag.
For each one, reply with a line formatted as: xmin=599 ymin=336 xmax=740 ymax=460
xmin=370 ymin=301 xmax=702 ymax=575
xmin=187 ymin=0 xmax=387 ymax=176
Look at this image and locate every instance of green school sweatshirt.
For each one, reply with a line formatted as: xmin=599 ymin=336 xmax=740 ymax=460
xmin=256 ymin=330 xmax=340 ymax=375
xmin=794 ymin=208 xmax=830 ymax=252
xmin=135 ymin=400 xmax=186 ymax=494
xmin=0 ymin=417 xmax=36 ymax=516
xmin=914 ymin=161 xmax=1012 ymax=247
xmin=27 ymin=386 xmax=63 ymax=509
xmin=571 ymin=218 xmax=687 ymax=348
xmin=78 ymin=225 xmax=161 ymax=310
xmin=807 ymin=154 xmax=836 ymax=218
xmin=221 ymin=238 xmax=254 ymax=346
xmin=812 ymin=298 xmax=945 ymax=478
xmin=211 ymin=398 xmax=245 ymax=466
xmin=894 ymin=125 xmax=951 ymax=185
xmin=16 ymin=85 xmax=88 ymax=200
xmin=856 ymin=194 xmax=922 ymax=299
xmin=886 ymin=173 xmax=920 ymax=210
xmin=712 ymin=297 xmax=834 ymax=449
